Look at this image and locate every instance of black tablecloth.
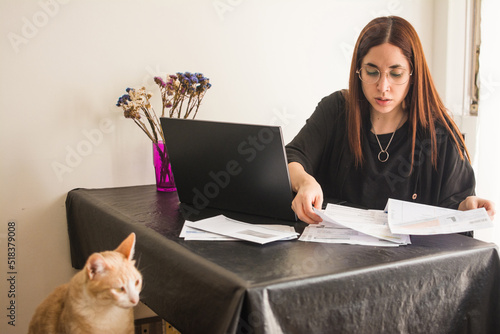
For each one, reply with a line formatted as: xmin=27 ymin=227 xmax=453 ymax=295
xmin=65 ymin=185 xmax=500 ymax=334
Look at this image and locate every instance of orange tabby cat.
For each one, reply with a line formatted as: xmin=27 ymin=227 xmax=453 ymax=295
xmin=28 ymin=233 xmax=142 ymax=334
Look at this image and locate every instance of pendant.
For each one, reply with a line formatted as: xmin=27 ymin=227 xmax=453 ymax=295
xmin=378 ymin=150 xmax=389 ymax=162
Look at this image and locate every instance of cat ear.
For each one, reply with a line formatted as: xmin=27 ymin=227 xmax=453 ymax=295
xmin=115 ymin=233 xmax=136 ymax=261
xmin=86 ymin=253 xmax=109 ymax=280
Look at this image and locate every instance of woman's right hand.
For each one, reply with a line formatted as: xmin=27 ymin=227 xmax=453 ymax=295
xmin=288 ymin=162 xmax=324 ymax=224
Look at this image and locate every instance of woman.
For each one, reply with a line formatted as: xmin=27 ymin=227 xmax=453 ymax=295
xmin=286 ymin=16 xmax=495 ymax=225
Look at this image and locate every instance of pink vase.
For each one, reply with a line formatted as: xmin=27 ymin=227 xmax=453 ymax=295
xmin=153 ymin=142 xmax=176 ymax=192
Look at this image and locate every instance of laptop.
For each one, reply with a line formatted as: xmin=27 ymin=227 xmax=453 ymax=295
xmin=160 ymin=118 xmax=297 ymax=221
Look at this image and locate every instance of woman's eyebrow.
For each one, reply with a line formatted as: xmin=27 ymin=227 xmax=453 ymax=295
xmin=363 ymin=62 xmax=405 ymax=69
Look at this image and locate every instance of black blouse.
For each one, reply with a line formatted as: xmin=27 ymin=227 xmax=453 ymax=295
xmin=286 ymin=91 xmax=475 ymax=211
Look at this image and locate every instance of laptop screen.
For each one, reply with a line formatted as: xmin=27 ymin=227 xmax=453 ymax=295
xmin=160 ymin=118 xmax=296 ymax=221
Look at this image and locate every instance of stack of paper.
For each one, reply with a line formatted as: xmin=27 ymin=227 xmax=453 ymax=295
xmin=180 ymin=215 xmax=298 ymax=244
xmin=299 ymin=225 xmax=403 ymax=247
xmin=180 ymin=200 xmax=492 ymax=246
xmin=299 ymin=199 xmax=493 ymax=247
xmin=300 ymin=204 xmax=410 ymax=247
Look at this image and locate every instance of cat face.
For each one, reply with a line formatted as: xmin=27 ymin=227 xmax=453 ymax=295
xmin=109 ymin=264 xmax=142 ymax=308
xmin=85 ymin=233 xmax=142 ymax=309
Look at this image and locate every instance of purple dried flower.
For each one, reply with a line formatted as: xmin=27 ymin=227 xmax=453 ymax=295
xmin=154 ymin=76 xmax=166 ymax=88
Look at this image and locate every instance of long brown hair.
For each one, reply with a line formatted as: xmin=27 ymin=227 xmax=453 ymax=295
xmin=346 ymin=16 xmax=470 ymax=168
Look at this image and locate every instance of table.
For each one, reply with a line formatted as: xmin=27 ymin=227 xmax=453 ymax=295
xmin=65 ymin=185 xmax=500 ymax=334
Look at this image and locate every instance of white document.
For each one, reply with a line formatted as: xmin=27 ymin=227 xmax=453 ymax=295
xmin=313 ymin=205 xmax=410 ymax=244
xmin=387 ymin=198 xmax=493 ymax=235
xmin=180 ymin=223 xmax=236 ymax=241
xmin=299 ymin=225 xmax=402 ymax=247
xmin=180 ymin=223 xmax=297 ymax=241
xmin=184 ymin=215 xmax=298 ymax=244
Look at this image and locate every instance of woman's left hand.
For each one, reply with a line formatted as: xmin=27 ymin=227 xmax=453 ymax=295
xmin=459 ymin=196 xmax=496 ymax=220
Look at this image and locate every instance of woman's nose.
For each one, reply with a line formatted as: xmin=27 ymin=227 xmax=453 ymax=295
xmin=377 ymin=72 xmax=391 ymax=92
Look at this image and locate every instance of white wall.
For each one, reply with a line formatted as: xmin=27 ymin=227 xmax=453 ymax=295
xmin=473 ymin=0 xmax=500 ymax=246
xmin=1 ymin=0 xmax=484 ymax=332
xmin=432 ymin=0 xmax=479 ymax=161
xmin=431 ymin=0 xmax=500 ymax=243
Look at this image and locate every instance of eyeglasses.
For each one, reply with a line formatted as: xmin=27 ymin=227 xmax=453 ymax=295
xmin=356 ymin=65 xmax=413 ymax=85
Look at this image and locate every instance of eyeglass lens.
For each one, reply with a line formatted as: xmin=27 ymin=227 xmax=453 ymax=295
xmin=358 ymin=66 xmax=410 ymax=85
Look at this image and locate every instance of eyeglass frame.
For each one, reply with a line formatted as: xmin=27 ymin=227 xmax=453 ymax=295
xmin=356 ymin=64 xmax=413 ymax=85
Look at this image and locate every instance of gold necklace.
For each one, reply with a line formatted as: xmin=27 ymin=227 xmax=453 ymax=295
xmin=372 ymin=115 xmax=405 ymax=163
